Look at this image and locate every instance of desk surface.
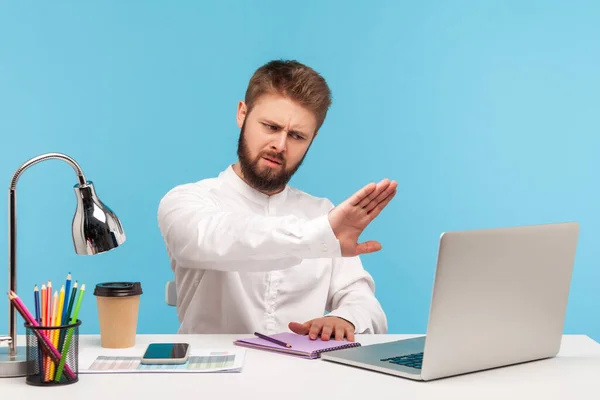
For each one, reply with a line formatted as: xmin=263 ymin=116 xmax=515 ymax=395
xmin=2 ymin=334 xmax=600 ymax=399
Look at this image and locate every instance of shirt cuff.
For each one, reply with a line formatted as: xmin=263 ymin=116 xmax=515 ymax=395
xmin=304 ymin=214 xmax=341 ymax=257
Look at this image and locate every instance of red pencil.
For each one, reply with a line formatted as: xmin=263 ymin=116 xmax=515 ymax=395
xmin=46 ymin=281 xmax=52 ymax=327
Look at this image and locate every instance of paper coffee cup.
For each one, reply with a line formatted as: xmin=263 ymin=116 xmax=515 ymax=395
xmin=93 ymin=282 xmax=143 ymax=348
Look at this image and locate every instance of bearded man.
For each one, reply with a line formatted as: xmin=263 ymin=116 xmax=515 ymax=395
xmin=158 ymin=59 xmax=397 ymax=341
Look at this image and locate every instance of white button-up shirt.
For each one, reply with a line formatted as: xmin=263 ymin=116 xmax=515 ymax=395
xmin=157 ymin=165 xmax=387 ymax=335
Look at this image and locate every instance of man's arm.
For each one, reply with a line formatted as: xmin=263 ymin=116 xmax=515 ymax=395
xmin=287 ymin=255 xmax=387 ymax=340
xmin=157 ymin=184 xmax=341 ymax=271
xmin=158 ymin=178 xmax=397 ymax=273
xmin=325 ymin=255 xmax=388 ymax=334
xmin=287 ymin=197 xmax=389 ymax=340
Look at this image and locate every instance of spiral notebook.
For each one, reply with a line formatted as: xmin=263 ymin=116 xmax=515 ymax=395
xmin=234 ymin=332 xmax=361 ymax=359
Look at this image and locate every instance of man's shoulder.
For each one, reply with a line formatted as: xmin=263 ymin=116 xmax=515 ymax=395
xmin=160 ymin=176 xmax=223 ymax=201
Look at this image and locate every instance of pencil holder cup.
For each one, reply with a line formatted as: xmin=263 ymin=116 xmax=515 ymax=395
xmin=24 ymin=319 xmax=82 ymax=386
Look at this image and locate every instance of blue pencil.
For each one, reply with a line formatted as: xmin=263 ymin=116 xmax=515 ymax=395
xmin=34 ymin=285 xmax=43 ymax=376
xmin=61 ymin=273 xmax=72 ymax=325
xmin=58 ymin=281 xmax=78 ymax=352
xmin=34 ymin=285 xmax=41 ymax=324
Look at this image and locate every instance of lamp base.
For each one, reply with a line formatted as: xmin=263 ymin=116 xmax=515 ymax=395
xmin=0 ymin=346 xmax=28 ymax=377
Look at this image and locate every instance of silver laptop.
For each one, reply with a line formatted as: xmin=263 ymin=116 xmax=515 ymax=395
xmin=321 ymin=222 xmax=580 ymax=381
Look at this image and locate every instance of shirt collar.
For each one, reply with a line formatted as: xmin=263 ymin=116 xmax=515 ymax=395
xmin=220 ymin=164 xmax=289 ymax=206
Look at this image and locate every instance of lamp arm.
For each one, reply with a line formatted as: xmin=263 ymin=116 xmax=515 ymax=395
xmin=7 ymin=152 xmax=88 ymax=357
xmin=10 ymin=152 xmax=87 ymax=190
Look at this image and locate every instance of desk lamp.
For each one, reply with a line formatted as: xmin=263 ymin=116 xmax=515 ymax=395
xmin=0 ymin=152 xmax=126 ymax=377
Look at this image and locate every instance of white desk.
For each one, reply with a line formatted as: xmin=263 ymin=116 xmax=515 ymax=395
xmin=2 ymin=334 xmax=600 ymax=399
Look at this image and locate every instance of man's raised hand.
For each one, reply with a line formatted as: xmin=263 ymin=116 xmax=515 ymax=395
xmin=328 ymin=178 xmax=397 ymax=257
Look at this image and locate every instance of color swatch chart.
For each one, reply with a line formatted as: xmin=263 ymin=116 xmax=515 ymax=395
xmin=81 ymin=350 xmax=244 ymax=373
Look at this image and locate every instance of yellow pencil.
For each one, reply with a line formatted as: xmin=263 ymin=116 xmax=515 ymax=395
xmin=53 ymin=286 xmax=65 ymax=380
xmin=54 ymin=286 xmax=65 ymax=344
xmin=47 ymin=291 xmax=59 ymax=381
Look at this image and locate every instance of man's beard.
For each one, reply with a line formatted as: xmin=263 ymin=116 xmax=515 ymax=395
xmin=237 ymin=121 xmax=309 ymax=193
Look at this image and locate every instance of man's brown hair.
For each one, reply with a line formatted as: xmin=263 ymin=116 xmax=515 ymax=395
xmin=244 ymin=59 xmax=332 ymax=133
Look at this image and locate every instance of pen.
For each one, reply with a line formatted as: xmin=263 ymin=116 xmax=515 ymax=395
xmin=254 ymin=332 xmax=292 ymax=348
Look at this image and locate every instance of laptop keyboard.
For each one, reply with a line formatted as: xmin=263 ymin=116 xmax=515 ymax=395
xmin=381 ymin=352 xmax=423 ymax=369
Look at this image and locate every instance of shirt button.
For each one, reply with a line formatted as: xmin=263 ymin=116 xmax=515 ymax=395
xmin=322 ymin=243 xmax=328 ymax=252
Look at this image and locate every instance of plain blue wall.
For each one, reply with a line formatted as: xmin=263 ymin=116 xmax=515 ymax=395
xmin=1 ymin=1 xmax=598 ymax=342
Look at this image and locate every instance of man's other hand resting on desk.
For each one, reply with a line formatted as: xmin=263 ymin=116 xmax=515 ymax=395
xmin=289 ymin=316 xmax=356 ymax=342
xmin=157 ymin=59 xmax=396 ymax=339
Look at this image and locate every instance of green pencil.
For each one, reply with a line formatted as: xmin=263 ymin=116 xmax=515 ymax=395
xmin=54 ymin=283 xmax=85 ymax=382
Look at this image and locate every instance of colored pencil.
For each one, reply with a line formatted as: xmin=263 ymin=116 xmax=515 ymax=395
xmin=54 ymin=284 xmax=85 ymax=382
xmin=34 ymin=286 xmax=40 ymax=323
xmin=45 ymin=281 xmax=52 ymax=381
xmin=46 ymin=281 xmax=52 ymax=325
xmin=55 ymin=287 xmax=65 ymax=361
xmin=41 ymin=284 xmax=47 ymax=326
xmin=50 ymin=286 xmax=65 ymax=380
xmin=66 ymin=282 xmax=78 ymax=321
xmin=55 ymin=286 xmax=65 ymax=334
xmin=58 ymin=275 xmax=71 ymax=362
xmin=254 ymin=331 xmax=292 ymax=348
xmin=41 ymin=283 xmax=48 ymax=379
xmin=47 ymin=290 xmax=59 ymax=381
xmin=8 ymin=291 xmax=76 ymax=380
xmin=34 ymin=286 xmax=43 ymax=376
xmin=58 ymin=281 xmax=77 ymax=352
xmin=46 ymin=290 xmax=55 ymax=381
xmin=61 ymin=273 xmax=71 ymax=325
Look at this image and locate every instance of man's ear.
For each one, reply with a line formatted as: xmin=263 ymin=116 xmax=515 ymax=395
xmin=237 ymin=101 xmax=247 ymax=129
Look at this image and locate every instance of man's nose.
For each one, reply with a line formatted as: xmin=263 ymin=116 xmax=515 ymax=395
xmin=270 ymin=131 xmax=287 ymax=153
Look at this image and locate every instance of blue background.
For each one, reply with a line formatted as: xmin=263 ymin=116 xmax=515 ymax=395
xmin=1 ymin=1 xmax=598 ymax=342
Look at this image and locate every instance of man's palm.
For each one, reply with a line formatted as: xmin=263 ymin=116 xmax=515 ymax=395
xmin=328 ymin=179 xmax=397 ymax=257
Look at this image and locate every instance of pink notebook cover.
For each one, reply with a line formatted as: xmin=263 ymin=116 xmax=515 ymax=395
xmin=234 ymin=332 xmax=361 ymax=359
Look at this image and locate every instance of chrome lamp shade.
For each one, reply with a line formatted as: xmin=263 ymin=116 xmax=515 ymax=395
xmin=72 ymin=182 xmax=126 ymax=255
xmin=0 ymin=152 xmax=125 ymax=378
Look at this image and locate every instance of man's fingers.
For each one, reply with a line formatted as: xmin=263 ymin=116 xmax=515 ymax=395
xmin=321 ymin=323 xmax=333 ymax=341
xmin=308 ymin=320 xmax=323 ymax=340
xmin=357 ymin=179 xmax=390 ymax=209
xmin=363 ymin=181 xmax=397 ymax=213
xmin=355 ymin=240 xmax=382 ymax=255
xmin=349 ymin=185 xmax=396 ymax=256
xmin=292 ymin=317 xmax=355 ymax=342
xmin=334 ymin=325 xmax=345 ymax=341
xmin=288 ymin=321 xmax=311 ymax=335
xmin=345 ymin=326 xmax=355 ymax=342
xmin=348 ymin=182 xmax=377 ymax=206
xmin=367 ymin=188 xmax=396 ymax=218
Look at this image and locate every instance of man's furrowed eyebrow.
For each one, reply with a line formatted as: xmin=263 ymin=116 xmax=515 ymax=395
xmin=262 ymin=119 xmax=308 ymax=138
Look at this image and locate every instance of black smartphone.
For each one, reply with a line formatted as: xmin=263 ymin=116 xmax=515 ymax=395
xmin=140 ymin=343 xmax=190 ymax=365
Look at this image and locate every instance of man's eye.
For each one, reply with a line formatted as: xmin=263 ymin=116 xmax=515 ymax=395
xmin=265 ymin=124 xmax=277 ymax=131
xmin=290 ymin=133 xmax=304 ymax=140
